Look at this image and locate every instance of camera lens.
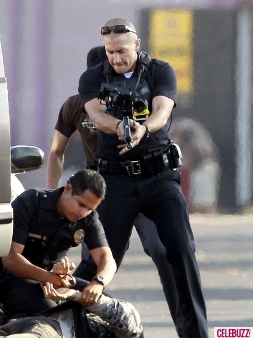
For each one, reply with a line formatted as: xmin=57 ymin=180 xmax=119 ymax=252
xmin=133 ymin=99 xmax=147 ymax=113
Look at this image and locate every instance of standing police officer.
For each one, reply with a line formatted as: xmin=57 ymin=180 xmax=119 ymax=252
xmin=0 ymin=169 xmax=116 ymax=320
xmin=47 ymin=46 xmax=182 ymax=335
xmin=77 ymin=17 xmax=209 ymax=338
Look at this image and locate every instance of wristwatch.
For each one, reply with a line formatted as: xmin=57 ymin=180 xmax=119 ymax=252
xmin=143 ymin=123 xmax=151 ymax=138
xmin=73 ymin=289 xmax=81 ymax=301
xmin=92 ymin=275 xmax=105 ymax=286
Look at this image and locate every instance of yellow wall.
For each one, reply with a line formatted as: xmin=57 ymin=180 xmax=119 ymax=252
xmin=149 ymin=9 xmax=193 ymax=95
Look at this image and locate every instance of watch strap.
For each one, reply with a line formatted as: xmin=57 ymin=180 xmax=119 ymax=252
xmin=143 ymin=123 xmax=151 ymax=138
xmin=92 ymin=275 xmax=105 ymax=286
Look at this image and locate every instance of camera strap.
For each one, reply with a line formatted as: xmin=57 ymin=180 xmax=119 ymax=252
xmin=103 ymin=59 xmax=113 ymax=84
xmin=102 ymin=51 xmax=152 ymax=89
xmin=138 ymin=51 xmax=154 ymax=92
xmin=138 ymin=51 xmax=151 ymax=76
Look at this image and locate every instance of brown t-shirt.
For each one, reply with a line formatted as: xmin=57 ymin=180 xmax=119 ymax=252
xmin=55 ymin=94 xmax=97 ymax=161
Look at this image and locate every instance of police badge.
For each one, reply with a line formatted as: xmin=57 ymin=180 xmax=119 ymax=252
xmin=74 ymin=229 xmax=85 ymax=244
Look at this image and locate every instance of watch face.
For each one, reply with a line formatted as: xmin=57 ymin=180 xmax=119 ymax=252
xmin=94 ymin=275 xmax=105 ymax=285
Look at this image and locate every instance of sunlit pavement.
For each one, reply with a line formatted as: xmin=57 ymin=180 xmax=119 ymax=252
xmin=69 ymin=213 xmax=253 ymax=338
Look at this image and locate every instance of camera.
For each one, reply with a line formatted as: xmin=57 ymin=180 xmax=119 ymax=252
xmin=133 ymin=98 xmax=150 ymax=121
xmin=98 ymin=83 xmax=150 ymax=120
xmin=98 ymin=84 xmax=132 ymax=117
xmin=98 ymin=84 xmax=134 ymax=148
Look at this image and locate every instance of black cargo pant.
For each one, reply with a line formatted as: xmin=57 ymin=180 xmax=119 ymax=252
xmin=74 ymin=168 xmax=209 ymax=338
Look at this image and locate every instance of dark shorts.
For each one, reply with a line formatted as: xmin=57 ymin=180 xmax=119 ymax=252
xmin=0 ymin=316 xmax=62 ymax=338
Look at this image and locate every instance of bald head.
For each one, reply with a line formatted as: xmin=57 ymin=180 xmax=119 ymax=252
xmin=104 ymin=18 xmax=137 ymax=33
xmin=102 ymin=18 xmax=138 ymax=44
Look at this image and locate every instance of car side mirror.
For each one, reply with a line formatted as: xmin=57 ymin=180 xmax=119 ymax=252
xmin=11 ymin=145 xmax=44 ymax=174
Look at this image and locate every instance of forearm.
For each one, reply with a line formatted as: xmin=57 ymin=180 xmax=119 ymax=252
xmin=89 ymin=247 xmax=117 ymax=285
xmin=85 ymin=100 xmax=120 ymax=134
xmin=143 ymin=110 xmax=171 ymax=133
xmin=93 ymin=112 xmax=120 ymax=135
xmin=2 ymin=254 xmax=62 ymax=286
xmin=95 ymin=256 xmax=117 ymax=286
xmin=46 ymin=151 xmax=64 ymax=188
xmin=144 ymin=95 xmax=174 ymax=133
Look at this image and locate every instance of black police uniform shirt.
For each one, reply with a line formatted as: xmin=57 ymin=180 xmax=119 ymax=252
xmin=78 ymin=57 xmax=177 ymax=162
xmin=10 ymin=188 xmax=108 ymax=270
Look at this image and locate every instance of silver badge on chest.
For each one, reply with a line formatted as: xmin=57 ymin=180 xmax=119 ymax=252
xmin=74 ymin=229 xmax=85 ymax=244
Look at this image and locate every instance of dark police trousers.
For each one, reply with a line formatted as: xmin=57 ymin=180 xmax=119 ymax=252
xmin=74 ymin=168 xmax=209 ymax=338
xmin=134 ymin=212 xmax=183 ymax=334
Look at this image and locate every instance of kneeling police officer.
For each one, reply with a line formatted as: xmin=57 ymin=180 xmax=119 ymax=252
xmin=0 ymin=169 xmax=117 ymax=321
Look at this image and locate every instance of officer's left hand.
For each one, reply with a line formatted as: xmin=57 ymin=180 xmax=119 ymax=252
xmin=117 ymin=120 xmax=146 ymax=155
xmin=43 ymin=282 xmax=76 ymax=302
xmin=78 ymin=281 xmax=104 ymax=307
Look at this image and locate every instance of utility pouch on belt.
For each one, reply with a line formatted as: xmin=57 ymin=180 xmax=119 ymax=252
xmin=141 ymin=148 xmax=167 ymax=177
xmin=142 ymin=141 xmax=182 ymax=176
xmin=167 ymin=142 xmax=182 ymax=169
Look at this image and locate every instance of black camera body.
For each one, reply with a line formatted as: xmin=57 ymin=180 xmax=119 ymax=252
xmin=98 ymin=84 xmax=182 ymax=163
xmin=98 ymin=84 xmax=134 ymax=148
xmin=98 ymin=83 xmax=149 ymax=121
xmin=98 ymin=84 xmax=132 ymax=117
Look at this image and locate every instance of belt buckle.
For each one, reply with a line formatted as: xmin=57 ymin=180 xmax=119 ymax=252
xmin=126 ymin=160 xmax=141 ymax=176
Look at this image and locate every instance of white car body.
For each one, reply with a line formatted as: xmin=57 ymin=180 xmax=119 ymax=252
xmin=0 ymin=41 xmax=44 ymax=257
xmin=0 ymin=40 xmax=13 ymax=256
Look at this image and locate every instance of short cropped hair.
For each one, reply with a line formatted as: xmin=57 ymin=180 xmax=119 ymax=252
xmin=68 ymin=169 xmax=106 ymax=199
xmin=104 ymin=18 xmax=136 ymax=32
xmin=87 ymin=46 xmax=107 ymax=68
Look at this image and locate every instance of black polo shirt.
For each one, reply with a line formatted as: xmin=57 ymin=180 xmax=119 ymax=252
xmin=11 ymin=188 xmax=108 ymax=269
xmin=78 ymin=58 xmax=177 ymax=162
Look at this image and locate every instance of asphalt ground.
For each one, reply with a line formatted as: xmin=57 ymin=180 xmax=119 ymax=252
xmin=68 ymin=213 xmax=253 ymax=338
